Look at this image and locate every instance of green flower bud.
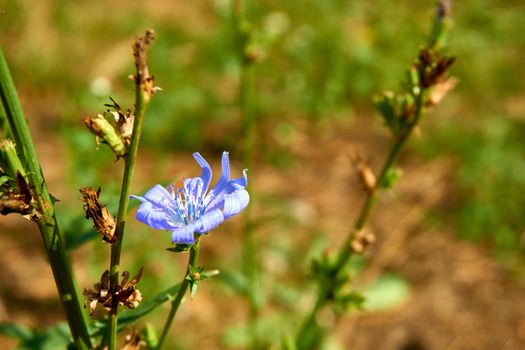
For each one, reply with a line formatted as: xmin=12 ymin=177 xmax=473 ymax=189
xmin=84 ymin=114 xmax=127 ymax=157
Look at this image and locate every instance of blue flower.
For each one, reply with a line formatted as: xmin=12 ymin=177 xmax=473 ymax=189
xmin=131 ymin=152 xmax=249 ymax=244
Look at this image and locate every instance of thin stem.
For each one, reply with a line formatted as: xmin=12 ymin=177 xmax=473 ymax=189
xmin=156 ymin=240 xmax=201 ymax=350
xmin=0 ymin=47 xmax=92 ymax=349
xmin=295 ymin=93 xmax=425 ymax=349
xmin=107 ymin=86 xmax=149 ymax=350
xmin=232 ymin=1 xmax=263 ymax=348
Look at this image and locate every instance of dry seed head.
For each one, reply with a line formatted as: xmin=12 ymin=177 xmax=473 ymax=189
xmin=80 ymin=187 xmax=117 ymax=243
xmin=83 ymin=268 xmax=143 ymax=316
xmin=132 ymin=29 xmax=157 ymax=101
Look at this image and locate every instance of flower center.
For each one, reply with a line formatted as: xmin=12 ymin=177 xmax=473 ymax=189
xmin=167 ymin=178 xmax=206 ymax=225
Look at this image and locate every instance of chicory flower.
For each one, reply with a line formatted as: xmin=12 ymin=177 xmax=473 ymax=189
xmin=131 ymin=152 xmax=249 ymax=244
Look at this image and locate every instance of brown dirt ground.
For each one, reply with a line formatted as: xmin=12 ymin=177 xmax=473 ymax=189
xmin=1 ymin=115 xmax=525 ymax=350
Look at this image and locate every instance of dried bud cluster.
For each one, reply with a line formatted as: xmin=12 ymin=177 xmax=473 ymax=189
xmin=350 ymin=229 xmax=376 ymax=253
xmin=417 ymin=48 xmax=455 ymax=89
xmin=374 ymin=47 xmax=456 ymax=137
xmin=80 ymin=187 xmax=117 ymax=243
xmin=83 ymin=268 xmax=143 ymax=316
xmin=132 ymin=29 xmax=160 ymax=101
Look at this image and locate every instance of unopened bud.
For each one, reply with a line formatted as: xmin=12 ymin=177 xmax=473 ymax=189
xmin=84 ymin=114 xmax=127 ymax=157
xmin=244 ymin=45 xmax=265 ymax=64
xmin=429 ymin=0 xmax=452 ymax=50
xmin=192 ymin=272 xmax=201 ymax=281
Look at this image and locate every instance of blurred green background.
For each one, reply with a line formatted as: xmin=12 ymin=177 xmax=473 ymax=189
xmin=1 ymin=0 xmax=524 ymax=349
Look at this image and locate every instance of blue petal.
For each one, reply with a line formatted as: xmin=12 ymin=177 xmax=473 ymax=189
xmin=205 ymin=170 xmax=249 ymax=213
xmin=193 ymin=152 xmax=212 ymax=193
xmin=170 ymin=209 xmax=224 ymax=243
xmin=205 ymin=152 xmax=230 ymax=206
xmin=130 ymin=185 xmax=179 ymax=230
xmin=135 ymin=200 xmax=178 ymax=230
xmin=142 ymin=184 xmax=178 ymax=208
xmin=232 ymin=169 xmax=248 ymax=188
xmin=171 ymin=224 xmax=197 ymax=244
xmin=222 ymin=188 xmax=250 ymax=218
xmin=195 ymin=209 xmax=225 ymax=234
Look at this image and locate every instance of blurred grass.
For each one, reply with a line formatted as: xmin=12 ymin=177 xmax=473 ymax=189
xmin=1 ymin=0 xmax=525 ymax=347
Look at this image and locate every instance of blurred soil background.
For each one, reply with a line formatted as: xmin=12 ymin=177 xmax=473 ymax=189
xmin=1 ymin=0 xmax=525 ymax=349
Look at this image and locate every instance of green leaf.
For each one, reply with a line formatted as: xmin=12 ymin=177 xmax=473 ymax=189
xmin=332 ymin=290 xmax=365 ymax=315
xmin=190 ymin=282 xmax=199 ymax=299
xmin=281 ymin=334 xmax=298 ymax=350
xmin=166 ymin=244 xmax=192 ymax=253
xmin=222 ymin=313 xmax=293 ymax=349
xmin=218 ymin=269 xmax=249 ymax=295
xmin=0 ymin=174 xmax=10 ymax=186
xmin=141 ymin=324 xmax=158 ymax=349
xmin=0 ymin=322 xmax=33 ymax=341
xmin=362 ymin=273 xmax=410 ymax=311
xmin=0 ymin=322 xmax=73 ymax=350
xmin=373 ymin=92 xmax=401 ymax=134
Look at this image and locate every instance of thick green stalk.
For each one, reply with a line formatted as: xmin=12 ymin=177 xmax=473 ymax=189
xmin=295 ymin=94 xmax=425 ymax=349
xmin=0 ymin=47 xmax=92 ymax=348
xmin=156 ymin=240 xmax=201 ymax=350
xmin=107 ymin=86 xmax=149 ymax=350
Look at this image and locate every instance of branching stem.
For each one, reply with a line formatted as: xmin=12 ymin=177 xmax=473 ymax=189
xmin=108 ymin=30 xmax=155 ymax=350
xmin=295 ymin=93 xmax=425 ymax=349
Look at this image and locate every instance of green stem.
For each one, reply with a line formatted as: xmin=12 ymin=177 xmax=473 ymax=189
xmin=0 ymin=47 xmax=92 ymax=349
xmin=232 ymin=2 xmax=263 ymax=348
xmin=107 ymin=85 xmax=149 ymax=350
xmin=295 ymin=93 xmax=425 ymax=349
xmin=156 ymin=240 xmax=201 ymax=350
xmin=241 ymin=64 xmax=262 ymax=350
